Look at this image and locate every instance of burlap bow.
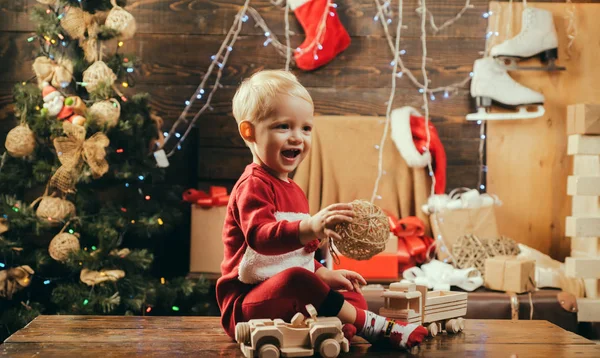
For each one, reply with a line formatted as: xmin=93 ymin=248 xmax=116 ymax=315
xmin=0 ymin=218 xmax=8 ymax=235
xmin=50 ymin=121 xmax=110 ymax=193
xmin=80 ymin=268 xmax=125 ymax=286
xmin=60 ymin=7 xmax=109 ymax=62
xmin=33 ymin=56 xmax=74 ymax=89
xmin=0 ymin=265 xmax=34 ymax=299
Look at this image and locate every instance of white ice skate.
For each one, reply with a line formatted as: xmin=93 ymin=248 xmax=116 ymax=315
xmin=490 ymin=7 xmax=564 ymax=71
xmin=466 ymin=57 xmax=545 ymax=121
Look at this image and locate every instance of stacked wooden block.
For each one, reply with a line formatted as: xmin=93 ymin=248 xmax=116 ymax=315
xmin=565 ymin=104 xmax=600 ymax=322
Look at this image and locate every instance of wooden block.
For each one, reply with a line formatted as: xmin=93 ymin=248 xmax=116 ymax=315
xmin=567 ymin=104 xmax=600 ymax=135
xmin=565 ymin=257 xmax=600 ymax=278
xmin=567 ymin=176 xmax=600 ymax=196
xmin=565 ymin=216 xmax=600 ymax=237
xmin=577 ymin=298 xmax=600 ymax=321
xmin=584 ymin=279 xmax=600 ymax=299
xmin=568 ymin=135 xmax=600 ymax=155
xmin=571 ymin=237 xmax=600 ymax=257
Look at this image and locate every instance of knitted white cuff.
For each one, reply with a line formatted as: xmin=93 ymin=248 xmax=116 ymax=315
xmin=289 ymin=0 xmax=310 ymax=11
xmin=390 ymin=106 xmax=431 ymax=168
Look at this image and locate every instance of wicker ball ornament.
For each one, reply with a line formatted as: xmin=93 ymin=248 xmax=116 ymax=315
xmin=452 ymin=234 xmax=521 ymax=274
xmin=5 ymin=124 xmax=36 ymax=158
xmin=332 ymin=200 xmax=390 ymax=260
xmin=105 ymin=0 xmax=137 ymax=40
xmin=49 ymin=232 xmax=80 ymax=261
xmin=82 ymin=61 xmax=117 ymax=92
xmin=35 ymin=196 xmax=76 ymax=225
xmin=89 ymin=99 xmax=121 ymax=128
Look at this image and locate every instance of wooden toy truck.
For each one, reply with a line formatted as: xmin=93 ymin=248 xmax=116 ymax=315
xmin=379 ymin=282 xmax=467 ymax=337
xmin=235 ymin=304 xmax=349 ymax=358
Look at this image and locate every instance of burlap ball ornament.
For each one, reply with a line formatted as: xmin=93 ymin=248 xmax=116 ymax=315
xmin=5 ymin=124 xmax=36 ymax=158
xmin=35 ymin=196 xmax=76 ymax=225
xmin=89 ymin=99 xmax=121 ymax=128
xmin=105 ymin=0 xmax=137 ymax=40
xmin=82 ymin=61 xmax=117 ymax=92
xmin=452 ymin=234 xmax=521 ymax=274
xmin=49 ymin=232 xmax=80 ymax=261
xmin=331 ymin=200 xmax=390 ymax=260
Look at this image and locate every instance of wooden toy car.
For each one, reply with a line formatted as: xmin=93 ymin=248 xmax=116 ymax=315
xmin=235 ymin=304 xmax=349 ymax=358
xmin=379 ymin=282 xmax=467 ymax=337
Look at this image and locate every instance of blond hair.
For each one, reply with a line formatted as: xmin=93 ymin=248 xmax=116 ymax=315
xmin=232 ymin=70 xmax=313 ymax=124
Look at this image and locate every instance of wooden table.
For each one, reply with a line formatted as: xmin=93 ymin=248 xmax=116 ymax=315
xmin=1 ymin=316 xmax=599 ymax=357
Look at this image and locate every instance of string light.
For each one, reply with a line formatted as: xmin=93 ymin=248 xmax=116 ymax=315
xmin=116 ymin=148 xmax=124 ymax=153
xmin=160 ymin=277 xmax=165 ymax=284
xmin=157 ymin=218 xmax=164 ymax=225
xmin=83 ymin=299 xmax=89 ymax=305
xmin=145 ymin=195 xmax=151 ymax=200
xmin=122 ymin=82 xmax=129 ymax=88
xmin=146 ymin=306 xmax=152 ymax=313
xmin=44 ymin=280 xmax=51 ymax=285
xmin=118 ymin=41 xmax=124 ymax=47
xmin=131 ymin=220 xmax=135 ymax=224
xmin=27 ymin=36 xmax=35 ymax=42
xmin=172 ymin=306 xmax=180 ymax=311
xmin=138 ymin=175 xmax=144 ymax=181
xmin=68 ymin=229 xmax=74 ymax=234
xmin=0 ymin=263 xmax=4 ymax=268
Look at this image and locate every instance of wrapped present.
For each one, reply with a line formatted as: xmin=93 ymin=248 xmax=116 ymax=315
xmin=333 ymin=254 xmax=399 ymax=281
xmin=430 ymin=205 xmax=499 ymax=263
xmin=484 ymin=256 xmax=536 ymax=294
xmin=189 ymin=186 xmax=230 ymax=277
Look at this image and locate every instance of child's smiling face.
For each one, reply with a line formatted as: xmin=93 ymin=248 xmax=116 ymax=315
xmin=250 ymin=94 xmax=314 ymax=181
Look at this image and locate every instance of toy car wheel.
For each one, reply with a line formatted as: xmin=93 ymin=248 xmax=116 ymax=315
xmin=445 ymin=319 xmax=460 ymax=334
xmin=235 ymin=322 xmax=250 ymax=344
xmin=457 ymin=317 xmax=465 ymax=331
xmin=258 ymin=343 xmax=280 ymax=358
xmin=319 ymin=338 xmax=341 ymax=358
xmin=427 ymin=323 xmax=438 ymax=337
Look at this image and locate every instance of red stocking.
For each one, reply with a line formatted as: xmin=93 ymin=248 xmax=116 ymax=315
xmin=290 ymin=0 xmax=351 ymax=70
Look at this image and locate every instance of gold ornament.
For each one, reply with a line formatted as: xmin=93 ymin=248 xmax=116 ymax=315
xmin=82 ymin=61 xmax=117 ymax=93
xmin=33 ymin=56 xmax=73 ymax=89
xmin=105 ymin=0 xmax=137 ymax=40
xmin=80 ymin=268 xmax=125 ymax=286
xmin=49 ymin=232 xmax=81 ymax=261
xmin=0 ymin=218 xmax=8 ymax=235
xmin=331 ymin=200 xmax=389 ymax=261
xmin=50 ymin=121 xmax=110 ymax=193
xmin=89 ymin=99 xmax=121 ymax=128
xmin=32 ymin=195 xmax=76 ymax=225
xmin=65 ymin=96 xmax=87 ymax=115
xmin=5 ymin=124 xmax=36 ymax=158
xmin=0 ymin=265 xmax=34 ymax=299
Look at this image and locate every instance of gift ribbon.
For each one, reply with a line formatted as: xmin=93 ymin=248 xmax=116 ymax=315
xmin=196 ymin=186 xmax=230 ymax=208
xmin=386 ymin=213 xmax=436 ymax=271
xmin=401 ymin=259 xmax=484 ymax=292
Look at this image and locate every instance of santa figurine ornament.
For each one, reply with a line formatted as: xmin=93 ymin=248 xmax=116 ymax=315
xmin=290 ymin=0 xmax=351 ymax=71
xmin=41 ymin=83 xmax=86 ymax=126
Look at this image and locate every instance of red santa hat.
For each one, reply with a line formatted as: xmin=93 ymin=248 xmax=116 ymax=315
xmin=391 ymin=106 xmax=447 ymax=194
xmin=42 ymin=82 xmax=61 ymax=102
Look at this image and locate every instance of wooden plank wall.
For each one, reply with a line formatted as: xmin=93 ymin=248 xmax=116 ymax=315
xmin=1 ymin=0 xmax=590 ymax=262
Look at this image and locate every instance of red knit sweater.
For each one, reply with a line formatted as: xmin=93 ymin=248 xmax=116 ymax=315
xmin=216 ymin=163 xmax=322 ymax=339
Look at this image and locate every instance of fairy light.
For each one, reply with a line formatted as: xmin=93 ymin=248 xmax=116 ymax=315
xmin=91 ymin=246 xmax=97 ymax=250
xmin=44 ymin=280 xmax=50 ymax=285
xmin=116 ymin=148 xmax=124 ymax=153
xmin=172 ymin=306 xmax=180 ymax=311
xmin=27 ymin=36 xmax=35 ymax=42
xmin=160 ymin=277 xmax=165 ymax=284
xmin=157 ymin=218 xmax=164 ymax=225
xmin=68 ymin=229 xmax=74 ymax=234
xmin=146 ymin=306 xmax=152 ymax=313
xmin=0 ymin=263 xmax=5 ymax=268
xmin=83 ymin=299 xmax=89 ymax=305
xmin=122 ymin=82 xmax=129 ymax=88
xmin=118 ymin=41 xmax=124 ymax=47
xmin=145 ymin=195 xmax=151 ymax=200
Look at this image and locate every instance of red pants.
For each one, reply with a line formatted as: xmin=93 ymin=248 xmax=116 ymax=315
xmin=241 ymin=267 xmax=367 ymax=323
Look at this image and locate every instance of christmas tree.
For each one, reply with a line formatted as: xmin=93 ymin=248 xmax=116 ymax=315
xmin=0 ymin=0 xmax=210 ymax=341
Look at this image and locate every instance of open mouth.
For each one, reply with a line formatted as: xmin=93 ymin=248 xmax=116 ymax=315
xmin=281 ymin=149 xmax=301 ymax=159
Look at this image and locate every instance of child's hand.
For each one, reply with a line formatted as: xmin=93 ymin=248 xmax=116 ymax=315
xmin=321 ymin=269 xmax=367 ymax=292
xmin=300 ymin=203 xmax=354 ymax=243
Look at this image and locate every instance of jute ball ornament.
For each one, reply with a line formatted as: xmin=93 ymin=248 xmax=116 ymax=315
xmin=89 ymin=98 xmax=121 ymax=128
xmin=105 ymin=0 xmax=137 ymax=40
xmin=49 ymin=232 xmax=80 ymax=261
xmin=35 ymin=197 xmax=76 ymax=225
xmin=60 ymin=6 xmax=87 ymax=40
xmin=82 ymin=61 xmax=117 ymax=92
xmin=5 ymin=124 xmax=36 ymax=158
xmin=332 ymin=200 xmax=390 ymax=260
